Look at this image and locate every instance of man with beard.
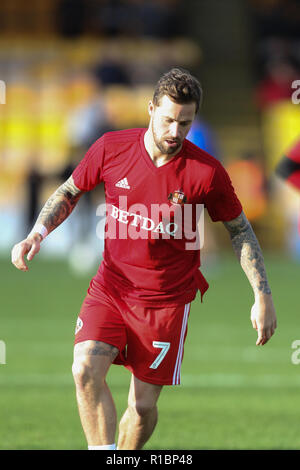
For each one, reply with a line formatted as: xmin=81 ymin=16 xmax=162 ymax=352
xmin=11 ymin=68 xmax=277 ymax=450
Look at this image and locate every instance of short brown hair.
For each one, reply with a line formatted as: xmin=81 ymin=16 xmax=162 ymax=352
xmin=153 ymin=67 xmax=203 ymax=113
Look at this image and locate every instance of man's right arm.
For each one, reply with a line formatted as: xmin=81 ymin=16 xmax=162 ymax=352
xmin=11 ymin=175 xmax=85 ymax=271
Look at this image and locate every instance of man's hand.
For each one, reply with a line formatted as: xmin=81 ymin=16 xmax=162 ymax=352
xmin=251 ymin=294 xmax=277 ymax=346
xmin=11 ymin=176 xmax=84 ymax=272
xmin=11 ymin=233 xmax=42 ymax=272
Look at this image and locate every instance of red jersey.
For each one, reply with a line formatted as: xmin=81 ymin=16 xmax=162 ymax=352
xmin=72 ymin=128 xmax=242 ymax=306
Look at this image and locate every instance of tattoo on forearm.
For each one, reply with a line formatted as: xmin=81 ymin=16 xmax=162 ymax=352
xmin=223 ymin=212 xmax=271 ymax=295
xmin=35 ymin=176 xmax=83 ymax=233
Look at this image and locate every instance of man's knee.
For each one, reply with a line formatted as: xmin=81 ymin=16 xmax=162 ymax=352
xmin=127 ymin=377 xmax=163 ymax=419
xmin=72 ymin=357 xmax=100 ymax=388
xmin=72 ymin=340 xmax=119 ymax=389
xmin=128 ymin=399 xmax=158 ymax=419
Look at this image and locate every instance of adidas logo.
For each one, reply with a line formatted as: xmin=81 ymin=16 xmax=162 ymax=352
xmin=115 ymin=177 xmax=130 ymax=189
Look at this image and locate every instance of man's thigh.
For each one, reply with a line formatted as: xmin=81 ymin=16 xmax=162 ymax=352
xmin=73 ymin=340 xmax=120 ymax=380
xmin=74 ymin=288 xmax=128 ymax=364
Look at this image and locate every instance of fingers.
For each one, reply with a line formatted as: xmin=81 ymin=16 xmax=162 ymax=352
xmin=11 ymin=239 xmax=40 ymax=271
xmin=256 ymin=330 xmax=267 ymax=346
xmin=251 ymin=299 xmax=277 ymax=346
xmin=11 ymin=242 xmax=29 ymax=271
xmin=27 ymin=242 xmax=40 ymax=261
xmin=256 ymin=326 xmax=276 ymax=346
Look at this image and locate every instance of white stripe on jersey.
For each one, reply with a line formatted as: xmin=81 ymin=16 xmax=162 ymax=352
xmin=172 ymin=303 xmax=190 ymax=385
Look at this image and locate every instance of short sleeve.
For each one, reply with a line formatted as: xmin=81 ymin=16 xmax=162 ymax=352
xmin=72 ymin=136 xmax=105 ymax=191
xmin=204 ymin=163 xmax=243 ymax=222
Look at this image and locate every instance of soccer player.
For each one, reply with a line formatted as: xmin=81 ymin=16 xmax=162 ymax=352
xmin=275 ymin=138 xmax=300 ymax=235
xmin=275 ymin=138 xmax=300 ymax=192
xmin=11 ymin=68 xmax=277 ymax=450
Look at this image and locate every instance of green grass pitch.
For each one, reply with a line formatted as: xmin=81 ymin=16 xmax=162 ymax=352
xmin=0 ymin=252 xmax=299 ymax=449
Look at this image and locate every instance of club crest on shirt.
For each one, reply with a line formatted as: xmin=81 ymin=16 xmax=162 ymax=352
xmin=168 ymin=189 xmax=187 ymax=206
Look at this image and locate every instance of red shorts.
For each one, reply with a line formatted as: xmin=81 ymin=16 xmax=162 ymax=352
xmin=74 ymin=279 xmax=191 ymax=386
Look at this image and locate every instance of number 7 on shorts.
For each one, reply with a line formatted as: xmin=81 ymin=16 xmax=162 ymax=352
xmin=149 ymin=341 xmax=170 ymax=369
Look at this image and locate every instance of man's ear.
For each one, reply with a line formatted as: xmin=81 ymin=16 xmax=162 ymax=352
xmin=148 ymin=100 xmax=154 ymax=117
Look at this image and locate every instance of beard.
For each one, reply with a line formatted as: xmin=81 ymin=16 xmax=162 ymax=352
xmin=151 ymin=121 xmax=182 ymax=155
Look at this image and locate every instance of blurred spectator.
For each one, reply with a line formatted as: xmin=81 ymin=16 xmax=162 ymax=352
xmin=67 ymin=96 xmax=112 ymax=147
xmin=275 ymin=138 xmax=300 ymax=253
xmin=25 ymin=165 xmax=44 ymax=237
xmin=187 ymin=118 xmax=221 ymax=269
xmin=275 ymin=138 xmax=300 ymax=192
xmin=226 ymin=152 xmax=267 ymax=221
xmin=255 ymin=59 xmax=298 ymax=109
xmin=56 ymin=0 xmax=87 ymax=38
xmin=93 ymin=57 xmax=131 ymax=86
xmin=66 ymin=73 xmax=114 ymax=147
xmin=250 ymin=0 xmax=300 ymax=111
xmin=95 ymin=0 xmax=135 ymax=36
xmin=250 ymin=0 xmax=300 ymax=41
xmin=187 ymin=118 xmax=221 ymax=160
xmin=93 ymin=0 xmax=181 ymax=39
xmin=136 ymin=0 xmax=181 ymax=39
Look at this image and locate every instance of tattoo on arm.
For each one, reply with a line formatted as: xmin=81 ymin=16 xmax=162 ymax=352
xmin=35 ymin=176 xmax=84 ymax=234
xmin=223 ymin=211 xmax=271 ymax=296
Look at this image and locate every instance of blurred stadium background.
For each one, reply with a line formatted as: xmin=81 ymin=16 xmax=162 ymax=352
xmin=1 ymin=0 xmax=300 ymax=450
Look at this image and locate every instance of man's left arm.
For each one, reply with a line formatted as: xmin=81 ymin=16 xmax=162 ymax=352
xmin=223 ymin=211 xmax=277 ymax=346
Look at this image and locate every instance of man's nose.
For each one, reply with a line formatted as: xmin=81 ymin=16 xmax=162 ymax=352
xmin=169 ymin=122 xmax=180 ymax=139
